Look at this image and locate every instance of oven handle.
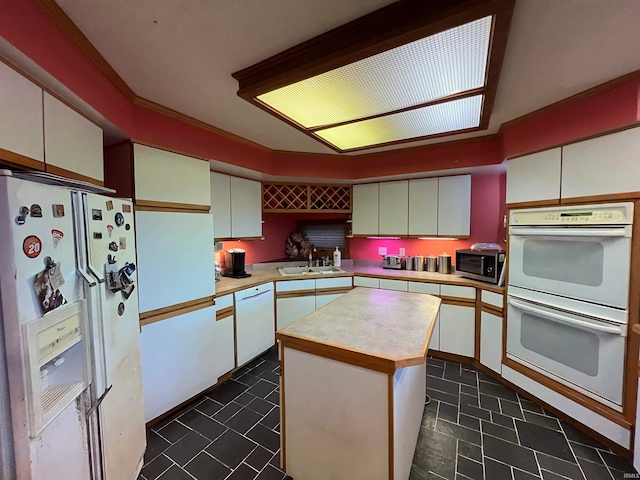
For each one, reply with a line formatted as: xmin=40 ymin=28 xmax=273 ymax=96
xmin=507 ymin=297 xmax=626 ymax=336
xmin=509 ymin=227 xmax=630 ymax=238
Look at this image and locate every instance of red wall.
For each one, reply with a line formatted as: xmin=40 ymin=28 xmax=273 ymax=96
xmin=350 ymin=174 xmax=506 ymax=262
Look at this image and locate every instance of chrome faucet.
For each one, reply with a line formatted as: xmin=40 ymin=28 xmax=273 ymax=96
xmin=308 ymin=246 xmax=316 ymax=267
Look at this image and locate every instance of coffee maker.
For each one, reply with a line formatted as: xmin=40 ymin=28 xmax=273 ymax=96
xmin=224 ymin=249 xmax=251 ymax=278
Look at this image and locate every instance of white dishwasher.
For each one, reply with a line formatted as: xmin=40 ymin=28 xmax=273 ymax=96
xmin=235 ymin=282 xmax=275 ymax=366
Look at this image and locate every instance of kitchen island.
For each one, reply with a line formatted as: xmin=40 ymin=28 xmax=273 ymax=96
xmin=276 ymin=287 xmax=440 ymax=480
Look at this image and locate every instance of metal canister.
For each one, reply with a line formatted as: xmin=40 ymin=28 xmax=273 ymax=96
xmin=438 ymin=253 xmax=453 ymax=274
xmin=405 ymin=255 xmax=413 ymax=270
xmin=414 ymin=254 xmax=425 ymax=271
xmin=426 ymin=255 xmax=438 ymax=272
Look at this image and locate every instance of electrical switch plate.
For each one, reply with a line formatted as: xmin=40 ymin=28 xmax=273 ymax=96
xmin=399 ymin=248 xmax=406 ymax=256
xmin=378 ymin=247 xmax=387 ymax=256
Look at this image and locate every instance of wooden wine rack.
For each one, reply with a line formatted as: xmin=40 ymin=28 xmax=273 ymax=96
xmin=262 ymin=183 xmax=352 ymax=213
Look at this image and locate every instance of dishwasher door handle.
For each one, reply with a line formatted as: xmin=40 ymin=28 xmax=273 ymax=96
xmin=238 ymin=290 xmax=271 ymax=302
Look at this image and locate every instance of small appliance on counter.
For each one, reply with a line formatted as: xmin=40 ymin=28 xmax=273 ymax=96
xmin=438 ymin=253 xmax=453 ymax=274
xmin=382 ymin=255 xmax=404 ymax=270
xmin=224 ymin=249 xmax=252 ymax=278
xmin=455 ymin=248 xmax=505 ymax=284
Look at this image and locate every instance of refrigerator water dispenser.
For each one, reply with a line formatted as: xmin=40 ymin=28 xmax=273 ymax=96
xmin=23 ymin=301 xmax=91 ymax=436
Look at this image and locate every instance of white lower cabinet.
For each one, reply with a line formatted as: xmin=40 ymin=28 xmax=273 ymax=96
xmin=428 ymin=313 xmax=440 ymax=351
xmin=235 ymin=283 xmax=275 ymax=366
xmin=277 ymin=296 xmax=316 ymax=330
xmin=214 ymin=294 xmax=235 ymax=375
xmin=408 ymin=282 xmax=440 ymax=295
xmin=315 ymin=293 xmax=344 ymax=309
xmin=354 ymin=276 xmax=380 ymax=288
xmin=480 ymin=311 xmax=503 ymax=374
xmin=439 ymin=304 xmax=475 ymax=357
xmin=379 ymin=279 xmax=408 ymax=291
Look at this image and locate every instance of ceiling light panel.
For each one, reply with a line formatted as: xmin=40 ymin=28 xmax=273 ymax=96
xmin=257 ymin=16 xmax=492 ymax=129
xmin=315 ymin=95 xmax=483 ymax=150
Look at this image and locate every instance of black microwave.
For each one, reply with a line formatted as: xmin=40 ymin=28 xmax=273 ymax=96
xmin=455 ymin=249 xmax=506 ymax=284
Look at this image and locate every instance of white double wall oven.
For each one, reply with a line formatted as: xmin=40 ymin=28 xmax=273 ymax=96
xmin=507 ymin=203 xmax=633 ymax=411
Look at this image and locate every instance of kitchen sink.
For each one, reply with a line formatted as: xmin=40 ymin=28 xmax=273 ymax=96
xmin=278 ymin=266 xmax=346 ymax=276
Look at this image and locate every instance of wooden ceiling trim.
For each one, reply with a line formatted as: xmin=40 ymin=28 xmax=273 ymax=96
xmin=35 ymin=0 xmax=136 ymax=101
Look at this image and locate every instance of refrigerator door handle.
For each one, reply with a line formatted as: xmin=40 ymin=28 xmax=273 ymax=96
xmin=86 ymin=385 xmax=112 ymax=418
xmin=81 ymin=193 xmax=105 ymax=284
xmin=71 ymin=192 xmax=97 ymax=287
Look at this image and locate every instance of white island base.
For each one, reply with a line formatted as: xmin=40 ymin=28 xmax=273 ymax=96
xmin=281 ymin=347 xmax=426 ymax=480
xmin=277 ymin=288 xmax=440 ymax=480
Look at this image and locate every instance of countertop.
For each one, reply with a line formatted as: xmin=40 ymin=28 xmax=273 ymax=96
xmin=215 ymin=264 xmax=504 ymax=297
xmin=276 ymin=287 xmax=440 ymax=371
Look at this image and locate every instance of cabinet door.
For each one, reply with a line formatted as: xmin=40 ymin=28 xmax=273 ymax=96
xmin=0 ymin=61 xmax=44 ymax=163
xmin=133 ymin=144 xmax=210 ymax=205
xmin=506 ymin=148 xmax=561 ymax=205
xmin=354 ymin=276 xmax=379 ymax=288
xmin=379 ymin=279 xmax=408 ymax=291
xmin=235 ymin=287 xmax=275 ymax=366
xmin=437 ymin=175 xmax=471 ymax=237
xmin=44 ymin=92 xmax=103 ymax=182
xmin=276 ymin=296 xmax=316 ymax=330
xmin=408 ymin=282 xmax=439 ymax=295
xmin=427 ymin=313 xmax=440 ymax=352
xmin=562 ymin=128 xmax=640 ymax=199
xmin=379 ymin=180 xmax=408 ymax=235
xmin=480 ymin=311 xmax=503 ymax=374
xmin=409 ymin=178 xmax=438 ymax=236
xmin=215 ymin=315 xmax=236 ymax=376
xmin=315 ymin=293 xmax=344 ymax=309
xmin=352 ymin=183 xmax=379 ymax=235
xmin=439 ymin=304 xmax=475 ymax=357
xmin=231 ymin=176 xmax=262 ymax=238
xmin=210 ymin=172 xmax=232 ymax=239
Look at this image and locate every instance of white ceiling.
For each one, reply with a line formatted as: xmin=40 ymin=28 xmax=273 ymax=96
xmin=54 ymin=0 xmax=640 ymax=155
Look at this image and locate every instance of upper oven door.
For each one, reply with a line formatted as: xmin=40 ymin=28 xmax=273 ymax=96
xmin=508 ymin=226 xmax=632 ymax=309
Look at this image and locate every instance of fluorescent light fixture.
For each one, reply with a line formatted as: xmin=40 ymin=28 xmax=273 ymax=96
xmin=315 ymin=95 xmax=482 ymax=150
xmin=366 ymin=237 xmax=401 ymax=239
xmin=233 ymin=1 xmax=514 ymax=152
xmin=418 ymin=237 xmax=459 ymax=240
xmin=257 ymin=17 xmax=491 ymax=129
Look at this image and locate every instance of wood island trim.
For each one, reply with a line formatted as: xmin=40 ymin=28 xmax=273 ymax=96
xmin=44 ymin=164 xmax=104 ymax=186
xmin=388 ymin=373 xmax=395 ymax=480
xmin=481 ymin=303 xmax=503 ymax=316
xmin=315 ymin=286 xmax=353 ymax=296
xmin=134 ymin=199 xmax=211 ymax=214
xmin=0 ymin=148 xmax=45 ymax=171
xmin=140 ymin=295 xmax=215 ymax=326
xmin=215 ymin=306 xmax=234 ymax=321
xmin=275 ymin=289 xmax=317 ymax=299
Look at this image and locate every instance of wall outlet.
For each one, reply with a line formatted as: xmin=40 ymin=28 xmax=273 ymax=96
xmin=378 ymin=247 xmax=387 ymax=256
xmin=399 ymin=248 xmax=406 ymax=256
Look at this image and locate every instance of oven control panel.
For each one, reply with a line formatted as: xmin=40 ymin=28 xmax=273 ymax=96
xmin=511 ymin=202 xmax=633 ymax=226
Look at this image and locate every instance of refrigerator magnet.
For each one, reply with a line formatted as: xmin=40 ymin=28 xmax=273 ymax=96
xmin=33 ymin=267 xmax=66 ymax=313
xmin=108 ymin=242 xmax=119 ymax=252
xmin=23 ymin=235 xmax=42 ymax=258
xmin=115 ymin=213 xmax=124 ymax=226
xmin=52 ymin=204 xmax=65 ymax=217
xmin=107 ymin=225 xmax=114 ymax=237
xmin=30 ymin=204 xmax=42 ymax=218
xmin=92 ymin=209 xmax=103 ymax=221
xmin=106 ymin=200 xmax=114 ymax=211
xmin=122 ymin=204 xmax=132 ymax=213
xmin=117 ymin=302 xmax=125 ymax=316
xmin=119 ymin=237 xmax=126 ymax=250
xmin=15 ymin=215 xmax=25 ymax=225
xmin=93 ymin=232 xmax=103 ymax=240
xmin=51 ymin=229 xmax=63 ymax=248
xmin=125 ymin=224 xmax=131 ymax=231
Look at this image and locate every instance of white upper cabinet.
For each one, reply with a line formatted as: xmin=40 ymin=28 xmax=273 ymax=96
xmin=562 ymin=127 xmax=640 ymax=199
xmin=0 ymin=61 xmax=44 ymax=163
xmin=379 ymin=180 xmax=408 ymax=236
xmin=230 ymin=176 xmax=262 ymax=238
xmin=352 ymin=183 xmax=379 ymax=235
xmin=210 ymin=172 xmax=262 ymax=239
xmin=133 ymin=144 xmax=210 ymax=204
xmin=506 ymin=148 xmax=561 ymax=205
xmin=210 ymin=172 xmax=232 ymax=238
xmin=409 ymin=178 xmax=438 ymax=236
xmin=44 ymin=93 xmax=103 ymax=182
xmin=437 ymin=175 xmax=471 ymax=237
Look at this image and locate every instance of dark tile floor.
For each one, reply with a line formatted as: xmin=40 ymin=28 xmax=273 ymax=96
xmin=138 ymin=351 xmax=637 ymax=480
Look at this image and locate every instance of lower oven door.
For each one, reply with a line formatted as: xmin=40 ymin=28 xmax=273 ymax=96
xmin=506 ymin=294 xmax=626 ymax=409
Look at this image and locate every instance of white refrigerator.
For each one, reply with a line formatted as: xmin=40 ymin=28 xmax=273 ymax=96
xmin=0 ymin=170 xmax=146 ymax=480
